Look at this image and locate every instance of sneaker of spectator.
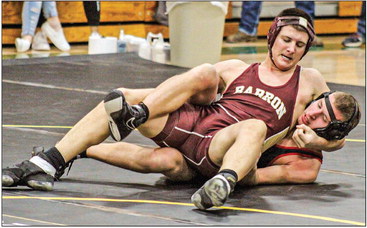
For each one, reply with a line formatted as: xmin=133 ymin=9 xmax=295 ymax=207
xmin=32 ymin=31 xmax=51 ymax=51
xmin=41 ymin=21 xmax=70 ymax=52
xmin=15 ymin=38 xmax=31 ymax=52
xmin=342 ymin=33 xmax=365 ymax=48
xmin=226 ymin=31 xmax=257 ymax=43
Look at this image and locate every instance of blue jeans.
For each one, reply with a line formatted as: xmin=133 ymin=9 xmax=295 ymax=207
xmin=21 ymin=1 xmax=58 ymax=37
xmin=239 ymin=1 xmax=315 ymax=35
xmin=357 ymin=1 xmax=366 ymax=37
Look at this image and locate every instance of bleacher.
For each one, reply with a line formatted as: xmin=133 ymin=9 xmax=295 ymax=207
xmin=2 ymin=1 xmax=363 ymax=45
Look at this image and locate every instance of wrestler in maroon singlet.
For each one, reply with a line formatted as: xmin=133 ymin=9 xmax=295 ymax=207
xmin=151 ymin=63 xmax=301 ymax=177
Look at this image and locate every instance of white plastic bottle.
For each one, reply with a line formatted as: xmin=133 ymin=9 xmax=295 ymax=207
xmin=138 ymin=39 xmax=151 ymax=60
xmin=152 ymin=38 xmax=166 ymax=64
xmin=117 ymin=29 xmax=127 ymax=53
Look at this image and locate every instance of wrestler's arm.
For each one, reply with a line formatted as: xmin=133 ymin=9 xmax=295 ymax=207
xmin=241 ymin=157 xmax=321 ymax=185
xmin=239 ymin=144 xmax=322 ymax=186
xmin=240 ymin=69 xmax=343 ymax=186
xmin=240 ymin=128 xmax=333 ymax=186
xmin=294 ymin=68 xmax=345 ymax=151
xmin=240 ymin=130 xmax=343 ymax=186
xmin=307 ymin=68 xmax=330 ymax=100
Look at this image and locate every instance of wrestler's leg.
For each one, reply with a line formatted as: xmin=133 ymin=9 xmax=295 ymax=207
xmin=208 ymin=119 xmax=267 ymax=180
xmin=42 ymin=62 xmax=222 ymax=166
xmin=87 ymin=142 xmax=196 ymax=182
xmin=3 ymin=102 xmax=111 ymax=190
xmin=106 ymin=64 xmax=220 ymax=140
xmin=142 ymin=63 xmax=220 ymax=118
xmin=2 ymin=88 xmax=155 ymax=190
xmin=56 ymin=88 xmax=154 ymax=162
xmin=191 ymin=119 xmax=267 ymax=209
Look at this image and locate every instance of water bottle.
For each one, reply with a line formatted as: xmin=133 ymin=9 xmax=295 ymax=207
xmin=139 ymin=32 xmax=164 ymax=61
xmin=144 ymin=33 xmax=166 ymax=63
xmin=152 ymin=39 xmax=166 ymax=64
xmin=117 ymin=29 xmax=127 ymax=53
xmin=138 ymin=39 xmax=151 ymax=60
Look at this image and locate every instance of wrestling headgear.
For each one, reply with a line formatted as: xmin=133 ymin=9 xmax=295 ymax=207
xmin=267 ymin=15 xmax=315 ymax=61
xmin=308 ymin=91 xmax=359 ymax=140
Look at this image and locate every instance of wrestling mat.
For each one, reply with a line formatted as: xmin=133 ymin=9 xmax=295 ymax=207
xmin=2 ymin=53 xmax=365 ymax=226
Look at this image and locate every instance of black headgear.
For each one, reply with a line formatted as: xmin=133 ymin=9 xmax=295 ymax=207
xmin=308 ymin=91 xmax=359 ymax=140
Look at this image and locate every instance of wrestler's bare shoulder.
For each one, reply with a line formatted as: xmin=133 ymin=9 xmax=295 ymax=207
xmin=214 ymin=59 xmax=251 ymax=83
xmin=299 ymin=66 xmax=329 ymax=97
xmin=215 ymin=59 xmax=250 ymax=70
xmin=300 ymin=67 xmax=324 ymax=82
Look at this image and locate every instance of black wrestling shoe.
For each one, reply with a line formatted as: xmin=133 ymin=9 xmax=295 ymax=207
xmin=104 ymin=89 xmax=148 ymax=141
xmin=2 ymin=160 xmax=54 ymax=191
xmin=31 ymin=146 xmax=86 ymax=181
xmin=191 ymin=174 xmax=231 ymax=210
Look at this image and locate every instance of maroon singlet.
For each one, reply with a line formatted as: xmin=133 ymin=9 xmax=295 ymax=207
xmin=151 ymin=63 xmax=300 ymax=177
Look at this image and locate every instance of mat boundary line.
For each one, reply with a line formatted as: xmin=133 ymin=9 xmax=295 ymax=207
xmin=3 ymin=196 xmax=365 ymax=226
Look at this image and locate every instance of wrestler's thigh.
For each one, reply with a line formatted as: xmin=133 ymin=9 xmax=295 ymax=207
xmin=116 ymin=87 xmax=155 ymax=105
xmin=138 ymin=114 xmax=169 ymax=138
xmin=207 ymin=119 xmax=267 ymax=166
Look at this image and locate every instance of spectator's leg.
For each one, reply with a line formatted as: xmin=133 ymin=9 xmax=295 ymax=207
xmin=83 ymin=1 xmax=101 ymax=35
xmin=16 ymin=2 xmax=42 ymax=52
xmin=40 ymin=1 xmax=70 ymax=51
xmin=42 ymin=1 xmax=61 ymax=30
xmin=357 ymin=1 xmax=366 ymax=39
xmin=21 ymin=2 xmax=42 ymax=39
xmin=226 ymin=1 xmax=262 ymax=43
xmin=239 ymin=1 xmax=262 ymax=36
xmin=295 ymin=1 xmax=315 ymax=19
xmin=296 ymin=1 xmax=324 ymax=47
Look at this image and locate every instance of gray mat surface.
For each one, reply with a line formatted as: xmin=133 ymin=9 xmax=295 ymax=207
xmin=2 ymin=53 xmax=365 ymax=226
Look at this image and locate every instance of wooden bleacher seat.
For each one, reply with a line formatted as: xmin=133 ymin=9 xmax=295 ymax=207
xmin=2 ymin=1 xmax=362 ymax=45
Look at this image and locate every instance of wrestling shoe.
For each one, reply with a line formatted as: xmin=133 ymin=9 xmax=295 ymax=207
xmin=2 ymin=160 xmax=54 ymax=191
xmin=104 ymin=89 xmax=148 ymax=141
xmin=31 ymin=146 xmax=87 ymax=180
xmin=191 ymin=174 xmax=232 ymax=210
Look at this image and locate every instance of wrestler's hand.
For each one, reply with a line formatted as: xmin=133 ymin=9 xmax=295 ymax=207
xmin=292 ymin=124 xmax=320 ymax=149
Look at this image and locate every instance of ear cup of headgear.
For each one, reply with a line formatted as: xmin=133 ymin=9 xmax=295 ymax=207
xmin=312 ymin=91 xmax=358 ymax=140
xmin=314 ymin=122 xmax=348 ymax=140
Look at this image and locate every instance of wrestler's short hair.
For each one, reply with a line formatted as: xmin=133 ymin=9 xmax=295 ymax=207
xmin=333 ymin=91 xmax=361 ymax=130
